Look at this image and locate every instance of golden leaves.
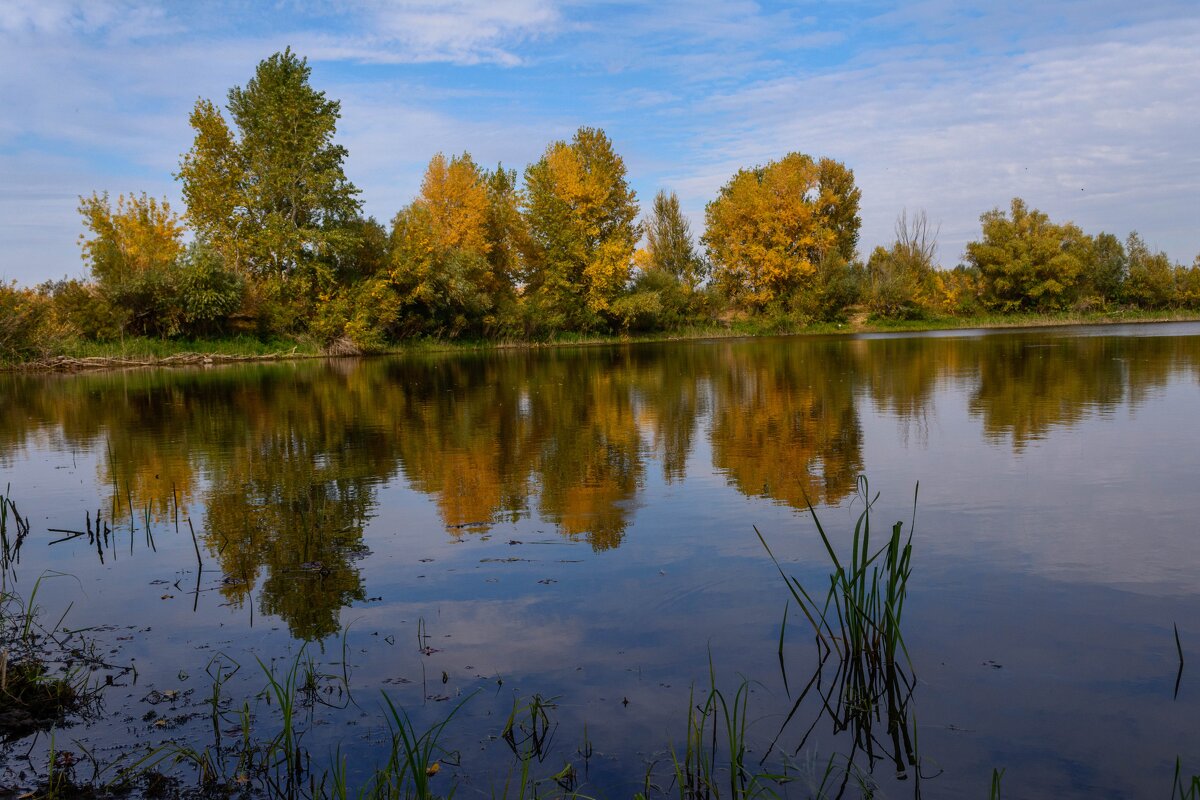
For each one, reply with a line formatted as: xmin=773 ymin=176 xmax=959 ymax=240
xmin=77 ymin=192 xmax=185 ymax=285
xmin=704 ymin=153 xmax=856 ymax=309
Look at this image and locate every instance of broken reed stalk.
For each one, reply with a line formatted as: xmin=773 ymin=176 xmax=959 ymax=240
xmin=1175 ymin=622 xmax=1185 ymax=699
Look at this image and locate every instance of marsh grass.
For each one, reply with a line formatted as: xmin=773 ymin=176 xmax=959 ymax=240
xmin=1 ymin=491 xmax=107 ymax=743
xmin=662 ymin=661 xmax=783 ymax=800
xmin=757 ymin=477 xmax=922 ymax=786
xmin=1173 ymin=758 xmax=1200 ymax=800
xmin=1 ymin=486 xmax=31 ymax=571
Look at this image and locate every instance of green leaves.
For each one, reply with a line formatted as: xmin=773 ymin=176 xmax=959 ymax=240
xmin=967 ymin=198 xmax=1088 ymax=312
xmin=178 ymin=48 xmax=361 ymax=282
xmin=644 ymin=190 xmax=707 ymax=293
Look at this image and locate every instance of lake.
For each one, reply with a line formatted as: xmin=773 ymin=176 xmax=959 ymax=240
xmin=2 ymin=322 xmax=1198 ymax=798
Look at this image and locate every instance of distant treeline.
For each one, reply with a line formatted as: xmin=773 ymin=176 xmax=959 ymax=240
xmin=3 ymin=48 xmax=1199 ymax=361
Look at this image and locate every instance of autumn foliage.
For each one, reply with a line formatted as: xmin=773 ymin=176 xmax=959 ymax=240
xmin=5 ymin=48 xmax=1196 ymax=363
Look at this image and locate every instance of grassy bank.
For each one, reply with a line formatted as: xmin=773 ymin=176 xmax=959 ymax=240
xmin=4 ymin=309 xmax=1199 ymax=373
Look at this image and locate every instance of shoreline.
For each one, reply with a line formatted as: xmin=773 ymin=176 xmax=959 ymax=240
xmin=6 ymin=310 xmax=1199 ymax=374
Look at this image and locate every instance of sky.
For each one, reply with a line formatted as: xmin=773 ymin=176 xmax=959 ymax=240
xmin=1 ymin=0 xmax=1198 ymax=286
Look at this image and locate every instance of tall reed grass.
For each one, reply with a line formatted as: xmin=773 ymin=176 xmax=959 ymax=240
xmin=757 ymin=477 xmax=921 ymax=784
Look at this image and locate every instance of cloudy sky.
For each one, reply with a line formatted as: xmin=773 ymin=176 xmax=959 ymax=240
xmin=1 ymin=0 xmax=1197 ymax=286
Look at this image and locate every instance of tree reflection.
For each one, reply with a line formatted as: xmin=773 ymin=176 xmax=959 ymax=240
xmin=709 ymin=340 xmax=863 ymax=507
xmin=968 ymin=334 xmax=1191 ymax=448
xmin=2 ymin=330 xmax=1197 ymax=639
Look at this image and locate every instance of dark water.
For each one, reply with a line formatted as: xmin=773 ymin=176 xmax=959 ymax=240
xmin=2 ymin=323 xmax=1199 ymax=797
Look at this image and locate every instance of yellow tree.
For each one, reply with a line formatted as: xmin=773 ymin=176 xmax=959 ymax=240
xmin=78 ymin=192 xmax=185 ymax=285
xmin=522 ymin=127 xmax=640 ymax=332
xmin=703 ymin=153 xmax=861 ymax=310
xmin=77 ymin=192 xmax=187 ymax=336
xmin=388 ymin=153 xmax=513 ymax=336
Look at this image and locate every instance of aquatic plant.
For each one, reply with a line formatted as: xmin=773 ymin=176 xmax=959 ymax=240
xmin=1173 ymin=758 xmax=1200 ymax=800
xmin=661 ymin=661 xmax=783 ymax=800
xmin=757 ymin=476 xmax=921 ymax=785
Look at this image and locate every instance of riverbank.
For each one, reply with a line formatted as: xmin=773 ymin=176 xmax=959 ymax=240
xmin=5 ymin=309 xmax=1199 ymax=372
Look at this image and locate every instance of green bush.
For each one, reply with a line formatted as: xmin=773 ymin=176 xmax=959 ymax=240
xmin=0 ymin=282 xmax=61 ymax=361
xmin=1124 ymin=232 xmax=1176 ymax=309
xmin=176 ymin=242 xmax=245 ymax=336
xmin=42 ymin=278 xmax=127 ymax=341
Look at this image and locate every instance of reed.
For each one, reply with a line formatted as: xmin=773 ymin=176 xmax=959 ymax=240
xmin=372 ymin=690 xmax=474 ymax=799
xmin=659 ymin=655 xmax=790 ymax=800
xmin=1173 ymin=758 xmax=1200 ymax=800
xmin=757 ymin=476 xmax=921 ymax=783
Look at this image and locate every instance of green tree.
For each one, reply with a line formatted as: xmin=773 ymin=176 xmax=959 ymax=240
xmin=1124 ymin=232 xmax=1176 ymax=309
xmin=177 ymin=48 xmax=361 ymax=286
xmin=966 ymin=198 xmax=1088 ymax=312
xmin=481 ymin=165 xmax=529 ymax=334
xmin=866 ymin=210 xmax=939 ymax=319
xmin=174 ymin=242 xmax=246 ymax=336
xmin=1176 ymin=257 xmax=1200 ymax=309
xmin=522 ymin=127 xmax=640 ymax=333
xmin=613 ymin=190 xmax=709 ymax=331
xmin=1078 ymin=232 xmax=1127 ymax=306
xmin=703 ymin=153 xmax=861 ymax=311
xmin=644 ymin=190 xmax=706 ymax=293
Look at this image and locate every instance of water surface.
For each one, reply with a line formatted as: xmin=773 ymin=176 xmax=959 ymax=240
xmin=2 ymin=323 xmax=1198 ymax=797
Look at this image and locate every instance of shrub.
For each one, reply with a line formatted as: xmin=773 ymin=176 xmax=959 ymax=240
xmin=0 ymin=282 xmax=61 ymax=361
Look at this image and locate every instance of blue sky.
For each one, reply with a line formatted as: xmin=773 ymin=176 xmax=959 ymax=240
xmin=1 ymin=0 xmax=1198 ymax=286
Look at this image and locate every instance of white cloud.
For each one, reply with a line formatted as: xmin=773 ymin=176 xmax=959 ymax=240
xmin=665 ymin=17 xmax=1200 ymax=264
xmin=319 ymin=0 xmax=562 ymax=65
xmin=1 ymin=1 xmax=1198 ymax=285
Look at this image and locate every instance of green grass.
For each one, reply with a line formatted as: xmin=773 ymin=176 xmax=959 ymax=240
xmin=51 ymin=334 xmax=320 ymax=360
xmin=8 ymin=308 xmax=1199 ymax=371
xmin=2 ymin=491 xmax=92 ymax=743
xmin=0 ymin=333 xmax=322 ymax=369
xmin=853 ymin=307 xmax=1200 ymax=333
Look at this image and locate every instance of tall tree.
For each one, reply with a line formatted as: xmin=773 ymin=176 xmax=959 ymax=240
xmin=966 ymin=198 xmax=1088 ymax=312
xmin=388 ymin=152 xmax=508 ymax=336
xmin=482 ymin=164 xmax=528 ymax=304
xmin=177 ymin=48 xmax=361 ymax=281
xmin=644 ymin=190 xmax=706 ymax=293
xmin=522 ymin=127 xmax=640 ymax=332
xmin=703 ymin=153 xmax=861 ymax=309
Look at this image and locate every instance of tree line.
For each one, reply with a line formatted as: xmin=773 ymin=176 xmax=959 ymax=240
xmin=3 ymin=48 xmax=1199 ymax=361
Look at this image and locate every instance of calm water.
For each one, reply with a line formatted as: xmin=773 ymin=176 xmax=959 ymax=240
xmin=2 ymin=323 xmax=1199 ymax=797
